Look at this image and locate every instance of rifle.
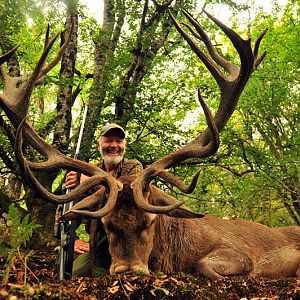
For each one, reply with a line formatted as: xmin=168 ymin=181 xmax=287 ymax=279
xmin=57 ymin=105 xmax=88 ymax=280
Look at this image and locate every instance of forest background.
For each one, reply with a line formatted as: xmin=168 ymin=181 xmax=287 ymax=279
xmin=0 ymin=0 xmax=299 ymax=248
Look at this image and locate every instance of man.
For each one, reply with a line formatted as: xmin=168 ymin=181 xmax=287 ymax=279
xmin=63 ymin=123 xmax=143 ymax=276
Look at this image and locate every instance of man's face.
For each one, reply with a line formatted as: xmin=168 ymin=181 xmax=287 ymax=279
xmin=98 ymin=129 xmax=127 ymax=166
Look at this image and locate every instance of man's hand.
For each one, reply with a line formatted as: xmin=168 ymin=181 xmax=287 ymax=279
xmin=65 ymin=171 xmax=78 ymax=189
xmin=65 ymin=171 xmax=89 ymax=189
xmin=74 ymin=239 xmax=90 ymax=254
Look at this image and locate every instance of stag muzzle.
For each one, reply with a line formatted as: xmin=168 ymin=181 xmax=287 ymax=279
xmin=110 ymin=261 xmax=149 ymax=275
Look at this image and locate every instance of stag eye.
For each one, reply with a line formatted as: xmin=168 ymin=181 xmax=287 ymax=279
xmin=135 ymin=225 xmax=146 ymax=235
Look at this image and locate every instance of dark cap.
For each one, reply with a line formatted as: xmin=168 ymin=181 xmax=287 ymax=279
xmin=100 ymin=123 xmax=125 ymax=138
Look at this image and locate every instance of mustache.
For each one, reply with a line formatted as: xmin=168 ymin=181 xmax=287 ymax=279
xmin=100 ymin=147 xmax=125 ymax=156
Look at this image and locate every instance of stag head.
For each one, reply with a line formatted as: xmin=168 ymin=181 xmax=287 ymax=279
xmin=0 ymin=10 xmax=267 ymax=275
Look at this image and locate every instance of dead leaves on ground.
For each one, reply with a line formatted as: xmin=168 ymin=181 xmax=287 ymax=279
xmin=0 ymin=273 xmax=299 ymax=299
xmin=0 ymin=250 xmax=299 ymax=299
xmin=97 ymin=273 xmax=300 ymax=300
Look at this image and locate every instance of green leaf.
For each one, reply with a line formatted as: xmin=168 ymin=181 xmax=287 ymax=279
xmin=150 ymin=286 xmax=170 ymax=296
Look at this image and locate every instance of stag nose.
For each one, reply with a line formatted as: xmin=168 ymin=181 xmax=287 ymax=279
xmin=110 ymin=263 xmax=149 ymax=275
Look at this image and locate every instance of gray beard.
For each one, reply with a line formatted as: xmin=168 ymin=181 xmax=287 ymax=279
xmin=100 ymin=148 xmax=125 ymax=166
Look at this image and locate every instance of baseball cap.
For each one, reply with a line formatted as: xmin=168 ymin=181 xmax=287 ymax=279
xmin=100 ymin=123 xmax=125 ymax=138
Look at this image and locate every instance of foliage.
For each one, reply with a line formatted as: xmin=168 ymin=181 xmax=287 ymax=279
xmin=76 ymin=223 xmax=89 ymax=243
xmin=235 ymin=0 xmax=300 ymax=224
xmin=0 ymin=203 xmax=41 ymax=282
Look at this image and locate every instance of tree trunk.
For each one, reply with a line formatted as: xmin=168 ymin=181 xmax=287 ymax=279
xmin=25 ymin=0 xmax=80 ymax=247
xmin=114 ymin=0 xmax=180 ymax=126
xmin=25 ymin=183 xmax=57 ymax=248
xmin=53 ymin=0 xmax=79 ymax=153
xmin=80 ymin=0 xmax=124 ymax=161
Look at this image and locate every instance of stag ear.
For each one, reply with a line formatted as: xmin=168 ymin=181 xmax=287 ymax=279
xmin=150 ymin=186 xmax=204 ymax=218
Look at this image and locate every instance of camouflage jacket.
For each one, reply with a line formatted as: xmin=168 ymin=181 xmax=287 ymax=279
xmin=97 ymin=158 xmax=143 ymax=178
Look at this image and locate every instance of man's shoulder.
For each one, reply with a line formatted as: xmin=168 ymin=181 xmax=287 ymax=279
xmin=123 ymin=158 xmax=142 ymax=166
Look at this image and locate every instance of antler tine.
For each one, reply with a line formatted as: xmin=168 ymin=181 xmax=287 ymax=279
xmin=67 ymin=187 xmax=119 ymax=219
xmin=156 ymin=169 xmax=201 ymax=194
xmin=61 ymin=187 xmax=107 ymax=220
xmin=0 ymin=45 xmax=20 ymax=65
xmin=63 ymin=176 xmax=124 ymax=219
xmin=22 ymin=165 xmax=119 ymax=205
xmin=38 ymin=19 xmax=75 ymax=80
xmin=182 ymin=10 xmax=238 ymax=78
xmin=253 ymin=28 xmax=268 ymax=69
xmin=169 ymin=10 xmax=225 ymax=86
xmin=14 ymin=118 xmax=93 ymax=203
xmin=65 ymin=187 xmax=106 ymax=212
xmin=12 ymin=111 xmax=66 ymax=159
xmin=22 ymin=31 xmax=61 ymax=111
xmin=44 ymin=24 xmax=50 ymax=50
xmin=253 ymin=28 xmax=268 ymax=60
xmin=25 ymin=165 xmax=118 ymax=206
xmin=21 ymin=20 xmax=74 ymax=114
xmin=202 ymin=9 xmax=254 ymax=78
xmin=150 ymin=185 xmax=204 ymax=218
xmin=181 ymin=22 xmax=203 ymax=41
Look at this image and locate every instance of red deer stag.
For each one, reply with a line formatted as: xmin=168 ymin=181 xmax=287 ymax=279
xmin=1 ymin=11 xmax=299 ymax=279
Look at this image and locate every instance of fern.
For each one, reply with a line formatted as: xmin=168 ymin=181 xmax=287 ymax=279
xmin=0 ymin=203 xmax=41 ymax=283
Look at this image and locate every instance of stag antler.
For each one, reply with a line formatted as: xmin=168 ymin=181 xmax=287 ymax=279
xmin=0 ymin=24 xmax=122 ymax=215
xmin=0 ymin=45 xmax=20 ymax=65
xmin=131 ymin=9 xmax=267 ymax=212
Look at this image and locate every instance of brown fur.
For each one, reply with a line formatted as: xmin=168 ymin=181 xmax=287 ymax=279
xmin=149 ymin=215 xmax=300 ymax=278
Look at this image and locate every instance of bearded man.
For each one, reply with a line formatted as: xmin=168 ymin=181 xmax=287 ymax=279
xmin=62 ymin=123 xmax=143 ymax=276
